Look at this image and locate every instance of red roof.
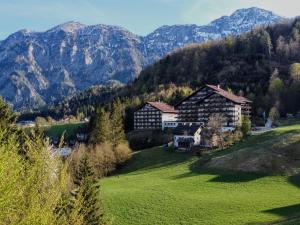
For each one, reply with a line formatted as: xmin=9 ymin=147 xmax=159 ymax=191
xmin=206 ymin=85 xmax=252 ymax=104
xmin=147 ymin=101 xmax=178 ymax=113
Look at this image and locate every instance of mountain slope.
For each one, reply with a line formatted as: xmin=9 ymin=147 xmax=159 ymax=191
xmin=144 ymin=7 xmax=283 ymax=60
xmin=0 ymin=23 xmax=146 ymax=109
xmin=133 ymin=17 xmax=300 ymax=118
xmin=0 ymin=7 xmax=283 ymax=109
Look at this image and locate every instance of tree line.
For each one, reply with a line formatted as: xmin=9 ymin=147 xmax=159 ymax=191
xmin=20 ymin=18 xmax=300 ymax=128
xmin=0 ymin=96 xmax=133 ymax=225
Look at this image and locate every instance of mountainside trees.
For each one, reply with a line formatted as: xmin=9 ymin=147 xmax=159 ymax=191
xmin=0 ymin=99 xmax=69 ymax=225
xmin=132 ymin=18 xmax=300 ymax=119
xmin=0 ymin=97 xmax=110 ymax=225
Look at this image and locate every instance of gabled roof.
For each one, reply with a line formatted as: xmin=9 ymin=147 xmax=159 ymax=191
xmin=206 ymin=85 xmax=252 ymax=104
xmin=144 ymin=101 xmax=178 ymax=113
xmin=175 ymin=84 xmax=251 ymax=107
xmin=173 ymin=124 xmax=202 ymax=136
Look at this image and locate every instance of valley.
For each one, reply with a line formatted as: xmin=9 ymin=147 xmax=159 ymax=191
xmin=101 ymin=124 xmax=300 ymax=225
xmin=1 ymin=3 xmax=300 ymax=225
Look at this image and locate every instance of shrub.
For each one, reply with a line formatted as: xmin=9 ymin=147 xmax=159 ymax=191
xmin=114 ymin=143 xmax=132 ymax=165
xmin=269 ymin=106 xmax=280 ymax=124
xmin=127 ymin=130 xmax=169 ymax=150
xmin=91 ymin=143 xmax=117 ymax=177
xmin=69 ymin=142 xmax=132 ymax=179
xmin=241 ymin=116 xmax=251 ymax=137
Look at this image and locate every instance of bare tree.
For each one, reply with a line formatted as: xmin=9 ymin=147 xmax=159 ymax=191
xmin=207 ymin=113 xmax=227 ymax=149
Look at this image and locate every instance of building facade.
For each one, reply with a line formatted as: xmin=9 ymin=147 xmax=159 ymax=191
xmin=134 ymin=101 xmax=178 ymax=130
xmin=173 ymin=124 xmax=202 ymax=150
xmin=176 ymin=85 xmax=251 ymax=128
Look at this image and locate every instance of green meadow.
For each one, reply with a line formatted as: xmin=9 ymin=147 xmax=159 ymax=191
xmin=101 ymin=124 xmax=300 ymax=225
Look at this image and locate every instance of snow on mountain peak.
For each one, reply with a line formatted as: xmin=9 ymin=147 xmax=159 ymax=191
xmin=0 ymin=7 xmax=285 ymax=109
xmin=47 ymin=21 xmax=86 ymax=33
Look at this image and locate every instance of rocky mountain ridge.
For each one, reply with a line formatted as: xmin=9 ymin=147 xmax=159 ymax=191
xmin=0 ymin=7 xmax=283 ymax=109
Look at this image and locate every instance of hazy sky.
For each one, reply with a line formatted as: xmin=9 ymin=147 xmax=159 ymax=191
xmin=0 ymin=0 xmax=300 ymax=39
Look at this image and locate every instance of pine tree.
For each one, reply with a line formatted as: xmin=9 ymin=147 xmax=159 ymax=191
xmin=110 ymin=99 xmax=125 ymax=147
xmin=0 ymin=96 xmax=15 ymax=130
xmin=72 ymin=155 xmax=105 ymax=225
xmin=74 ymin=155 xmax=94 ymax=186
xmin=89 ymin=108 xmax=110 ymax=144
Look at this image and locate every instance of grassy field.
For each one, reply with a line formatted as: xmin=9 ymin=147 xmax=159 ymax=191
xmin=101 ymin=124 xmax=300 ymax=225
xmin=44 ymin=122 xmax=86 ymax=140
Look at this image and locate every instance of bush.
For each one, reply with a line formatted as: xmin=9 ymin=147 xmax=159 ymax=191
xmin=91 ymin=143 xmax=117 ymax=177
xmin=69 ymin=142 xmax=132 ymax=179
xmin=114 ymin=143 xmax=132 ymax=165
xmin=269 ymin=106 xmax=280 ymax=124
xmin=127 ymin=130 xmax=170 ymax=150
xmin=241 ymin=116 xmax=251 ymax=137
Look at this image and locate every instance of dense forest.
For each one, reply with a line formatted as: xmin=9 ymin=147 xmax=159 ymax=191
xmin=132 ymin=17 xmax=300 ymax=120
xmin=22 ymin=18 xmax=300 ymax=126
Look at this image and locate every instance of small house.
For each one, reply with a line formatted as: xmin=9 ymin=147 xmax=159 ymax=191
xmin=173 ymin=124 xmax=202 ymax=150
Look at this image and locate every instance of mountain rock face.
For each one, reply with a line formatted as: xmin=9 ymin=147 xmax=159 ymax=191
xmin=0 ymin=7 xmax=283 ymax=109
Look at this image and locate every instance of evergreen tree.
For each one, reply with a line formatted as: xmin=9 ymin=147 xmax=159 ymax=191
xmin=0 ymin=96 xmax=15 ymax=130
xmin=74 ymin=155 xmax=94 ymax=186
xmin=73 ymin=155 xmax=105 ymax=225
xmin=110 ymin=99 xmax=125 ymax=147
xmin=268 ymin=69 xmax=284 ymax=103
xmin=89 ymin=108 xmax=110 ymax=144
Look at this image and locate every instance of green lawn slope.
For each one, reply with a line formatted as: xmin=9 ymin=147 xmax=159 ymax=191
xmin=101 ymin=124 xmax=300 ymax=225
xmin=44 ymin=122 xmax=86 ymax=140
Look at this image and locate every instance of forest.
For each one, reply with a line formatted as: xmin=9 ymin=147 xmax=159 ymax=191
xmin=22 ymin=18 xmax=300 ymax=126
xmin=133 ymin=17 xmax=300 ymax=121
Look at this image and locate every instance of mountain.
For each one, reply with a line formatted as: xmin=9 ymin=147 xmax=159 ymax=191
xmin=0 ymin=7 xmax=283 ymax=110
xmin=133 ymin=17 xmax=300 ymax=120
xmin=144 ymin=7 xmax=283 ymax=60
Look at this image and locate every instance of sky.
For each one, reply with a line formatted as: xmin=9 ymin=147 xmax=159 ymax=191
xmin=0 ymin=0 xmax=300 ymax=40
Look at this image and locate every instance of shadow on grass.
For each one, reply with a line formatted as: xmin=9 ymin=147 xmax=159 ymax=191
xmin=172 ymin=168 xmax=266 ymax=183
xmin=119 ymin=147 xmax=194 ymax=174
xmin=171 ymin=126 xmax=300 ymax=182
xmin=263 ymin=204 xmax=300 ymax=218
xmin=171 ymin=145 xmax=267 ymax=183
xmin=288 ymin=174 xmax=300 ymax=188
xmin=209 ymin=172 xmax=266 ymax=183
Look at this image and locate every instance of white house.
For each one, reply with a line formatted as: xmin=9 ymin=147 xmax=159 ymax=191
xmin=173 ymin=124 xmax=202 ymax=150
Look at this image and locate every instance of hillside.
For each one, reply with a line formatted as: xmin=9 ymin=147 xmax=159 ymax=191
xmin=133 ymin=17 xmax=300 ymax=118
xmin=39 ymin=17 xmax=300 ymax=122
xmin=101 ymin=124 xmax=300 ymax=225
xmin=0 ymin=7 xmax=282 ymax=110
xmin=206 ymin=124 xmax=300 ymax=174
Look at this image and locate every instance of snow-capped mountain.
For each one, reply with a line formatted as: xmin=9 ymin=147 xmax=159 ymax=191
xmin=144 ymin=7 xmax=283 ymax=59
xmin=0 ymin=7 xmax=283 ymax=109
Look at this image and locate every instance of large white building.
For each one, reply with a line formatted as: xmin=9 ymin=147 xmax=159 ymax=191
xmin=134 ymin=101 xmax=178 ymax=130
xmin=176 ymin=84 xmax=252 ymax=128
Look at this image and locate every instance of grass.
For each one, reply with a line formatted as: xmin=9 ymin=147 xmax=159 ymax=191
xmin=101 ymin=124 xmax=300 ymax=225
xmin=44 ymin=122 xmax=86 ymax=140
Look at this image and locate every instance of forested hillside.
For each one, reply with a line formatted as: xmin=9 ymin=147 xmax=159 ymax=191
xmin=29 ymin=18 xmax=300 ymax=124
xmin=133 ymin=18 xmax=300 ymax=119
xmin=0 ymin=7 xmax=280 ymax=110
